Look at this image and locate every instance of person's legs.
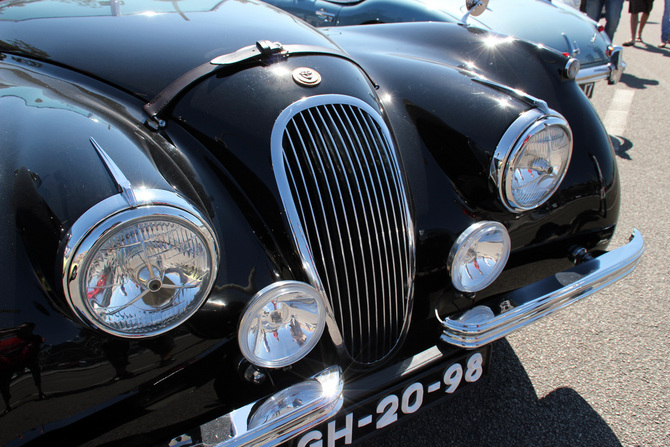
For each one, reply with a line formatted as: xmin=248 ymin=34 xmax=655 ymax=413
xmin=661 ymin=0 xmax=670 ymax=43
xmin=586 ymin=0 xmax=607 ymax=23
xmin=638 ymin=11 xmax=650 ymax=39
xmin=629 ymin=13 xmax=639 ymax=43
xmin=604 ymin=0 xmax=626 ymax=40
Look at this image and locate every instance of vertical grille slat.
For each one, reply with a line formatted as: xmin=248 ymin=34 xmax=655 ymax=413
xmin=273 ymin=96 xmax=414 ymax=365
xmin=316 ymin=108 xmax=367 ymax=349
xmin=306 ymin=107 xmax=363 ymax=352
xmin=286 ymin=117 xmax=348 ymax=338
xmin=357 ymin=109 xmax=392 ymax=353
xmin=351 ymin=105 xmax=400 ymax=351
xmin=327 ymin=104 xmax=381 ymax=356
xmin=361 ymin=107 xmax=412 ymax=344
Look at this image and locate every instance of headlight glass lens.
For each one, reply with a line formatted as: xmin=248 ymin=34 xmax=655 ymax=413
xmin=449 ymin=222 xmax=511 ymax=293
xmin=239 ymin=282 xmax=326 ymax=368
xmin=505 ymin=121 xmax=572 ymax=210
xmin=68 ymin=211 xmax=218 ymax=337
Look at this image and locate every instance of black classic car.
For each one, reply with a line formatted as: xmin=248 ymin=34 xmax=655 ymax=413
xmin=0 ymin=0 xmax=643 ymax=445
xmin=262 ymin=0 xmax=625 ymax=97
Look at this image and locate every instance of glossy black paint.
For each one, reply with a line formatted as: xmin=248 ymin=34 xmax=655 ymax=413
xmin=0 ymin=0 xmax=344 ymax=101
xmin=0 ymin=1 xmax=619 ymax=445
xmin=0 ymin=54 xmax=284 ymax=446
xmin=262 ymin=0 xmax=611 ymax=68
xmin=323 ymin=22 xmax=619 ymax=309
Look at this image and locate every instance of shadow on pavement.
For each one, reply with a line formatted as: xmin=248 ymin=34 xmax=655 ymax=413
xmin=625 ymin=41 xmax=670 ymax=57
xmin=619 ymin=72 xmax=659 ymax=89
xmin=368 ymin=340 xmax=621 ymax=447
xmin=610 ymin=135 xmax=635 ymax=160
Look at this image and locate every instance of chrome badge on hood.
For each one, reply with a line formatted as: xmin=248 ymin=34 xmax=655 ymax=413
xmin=292 ymin=67 xmax=322 ymax=87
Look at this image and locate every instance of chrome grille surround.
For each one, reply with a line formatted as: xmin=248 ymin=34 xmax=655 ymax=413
xmin=272 ymin=95 xmax=415 ymax=365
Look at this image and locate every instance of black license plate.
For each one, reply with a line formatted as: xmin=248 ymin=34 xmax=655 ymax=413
xmin=294 ymin=347 xmax=490 ymax=447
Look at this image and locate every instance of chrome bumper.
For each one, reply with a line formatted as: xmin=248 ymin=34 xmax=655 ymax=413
xmin=441 ymin=229 xmax=644 ymax=349
xmin=575 ymin=45 xmax=625 ymax=86
xmin=180 ymin=367 xmax=343 ymax=447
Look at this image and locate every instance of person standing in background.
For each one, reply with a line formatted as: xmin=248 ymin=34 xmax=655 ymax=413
xmin=623 ymin=0 xmax=655 ymax=46
xmin=660 ymin=0 xmax=670 ymax=47
xmin=585 ymin=0 xmax=625 ymax=40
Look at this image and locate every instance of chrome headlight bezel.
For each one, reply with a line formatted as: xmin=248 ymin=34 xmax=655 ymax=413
xmin=61 ymin=189 xmax=219 ymax=338
xmin=491 ymin=108 xmax=573 ymax=212
xmin=238 ymin=281 xmax=327 ymax=369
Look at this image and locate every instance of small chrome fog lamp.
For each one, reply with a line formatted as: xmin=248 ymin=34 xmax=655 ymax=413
xmin=449 ymin=222 xmax=511 ymax=292
xmin=239 ymin=281 xmax=326 ymax=368
xmin=248 ymin=366 xmax=343 ymax=430
xmin=564 ymin=57 xmax=580 ymax=80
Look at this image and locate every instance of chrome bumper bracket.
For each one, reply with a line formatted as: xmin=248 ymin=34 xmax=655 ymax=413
xmin=575 ymin=45 xmax=625 ymax=86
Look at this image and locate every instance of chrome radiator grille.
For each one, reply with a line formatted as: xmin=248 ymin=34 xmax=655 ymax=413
xmin=273 ymin=96 xmax=414 ymax=365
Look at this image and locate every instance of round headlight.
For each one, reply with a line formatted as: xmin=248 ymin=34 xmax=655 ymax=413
xmin=449 ymin=222 xmax=511 ymax=293
xmin=492 ymin=110 xmax=573 ymax=212
xmin=64 ymin=199 xmax=219 ymax=338
xmin=239 ymin=281 xmax=326 ymax=368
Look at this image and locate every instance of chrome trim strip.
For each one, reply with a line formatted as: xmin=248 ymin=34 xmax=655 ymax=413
xmin=89 ymin=137 xmax=138 ymax=207
xmin=192 ymin=366 xmax=344 ymax=447
xmin=472 ymin=77 xmax=550 ymax=115
xmin=440 ymin=229 xmax=644 ymax=348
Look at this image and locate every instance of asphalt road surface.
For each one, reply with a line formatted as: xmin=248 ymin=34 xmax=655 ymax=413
xmin=367 ymin=5 xmax=670 ymax=447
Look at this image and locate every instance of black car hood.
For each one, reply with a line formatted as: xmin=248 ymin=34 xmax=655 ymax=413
xmin=0 ymin=0 xmax=343 ymax=100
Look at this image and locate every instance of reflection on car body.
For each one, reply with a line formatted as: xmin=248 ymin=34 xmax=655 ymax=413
xmin=0 ymin=0 xmax=642 ymax=445
xmin=262 ymin=0 xmax=625 ymax=97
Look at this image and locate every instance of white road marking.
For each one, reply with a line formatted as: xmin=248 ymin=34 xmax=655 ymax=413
xmin=602 ymin=88 xmax=635 ymax=137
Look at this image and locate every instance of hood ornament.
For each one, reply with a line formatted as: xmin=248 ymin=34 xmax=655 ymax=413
xmin=293 ymin=67 xmax=322 ymax=87
xmin=562 ymin=33 xmax=581 ymax=56
xmin=461 ymin=0 xmax=489 ymax=25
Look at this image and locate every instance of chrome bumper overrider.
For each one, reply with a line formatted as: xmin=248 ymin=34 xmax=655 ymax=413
xmin=575 ymin=46 xmax=625 ymax=86
xmin=441 ymin=229 xmax=644 ymax=349
xmin=186 ymin=367 xmax=343 ymax=447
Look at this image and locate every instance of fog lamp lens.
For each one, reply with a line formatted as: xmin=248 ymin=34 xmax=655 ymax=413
xmin=248 ymin=366 xmax=342 ymax=430
xmin=249 ymin=381 xmax=322 ymax=429
xmin=239 ymin=281 xmax=326 ymax=368
xmin=449 ymin=222 xmax=510 ymax=292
